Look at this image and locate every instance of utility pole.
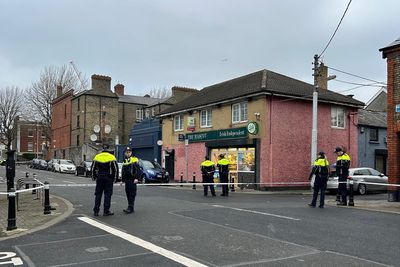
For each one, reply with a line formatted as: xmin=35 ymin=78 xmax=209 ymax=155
xmin=311 ymin=54 xmax=320 ymax=165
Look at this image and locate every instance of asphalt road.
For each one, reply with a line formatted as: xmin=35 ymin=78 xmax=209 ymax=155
xmin=1 ymin=166 xmax=399 ymax=266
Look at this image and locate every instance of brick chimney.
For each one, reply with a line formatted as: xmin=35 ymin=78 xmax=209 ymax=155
xmin=317 ymin=63 xmax=328 ymax=90
xmin=56 ymin=85 xmax=63 ymax=97
xmin=114 ymin=84 xmax=125 ymax=96
xmin=91 ymin=74 xmax=111 ymax=93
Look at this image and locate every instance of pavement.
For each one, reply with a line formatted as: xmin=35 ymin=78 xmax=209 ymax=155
xmin=0 ymin=183 xmax=399 ymax=241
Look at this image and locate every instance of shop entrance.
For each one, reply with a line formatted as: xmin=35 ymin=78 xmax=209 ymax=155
xmin=165 ymin=149 xmax=175 ymax=181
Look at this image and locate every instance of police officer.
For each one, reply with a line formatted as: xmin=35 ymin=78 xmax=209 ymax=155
xmin=217 ymin=154 xmax=230 ymax=197
xmin=121 ymin=147 xmax=140 ymax=214
xmin=201 ymin=156 xmax=216 ymax=197
xmin=308 ymin=151 xmax=329 ymax=208
xmin=334 ymin=146 xmax=351 ymax=206
xmin=91 ymin=144 xmax=119 ymax=216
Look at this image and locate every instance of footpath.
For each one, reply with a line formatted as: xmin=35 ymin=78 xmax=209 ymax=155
xmin=0 ymin=182 xmax=399 ymax=240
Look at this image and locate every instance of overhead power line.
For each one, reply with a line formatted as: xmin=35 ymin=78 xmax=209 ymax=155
xmin=319 ymin=0 xmax=353 ymax=58
xmin=327 ymin=66 xmax=387 ymax=85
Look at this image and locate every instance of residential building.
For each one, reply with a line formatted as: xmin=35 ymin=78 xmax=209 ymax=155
xmin=380 ymin=37 xmax=400 ymax=201
xmin=159 ymin=69 xmax=364 ymax=188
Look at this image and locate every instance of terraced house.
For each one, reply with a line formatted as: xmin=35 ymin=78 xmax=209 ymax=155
xmin=159 ymin=69 xmax=364 ymax=189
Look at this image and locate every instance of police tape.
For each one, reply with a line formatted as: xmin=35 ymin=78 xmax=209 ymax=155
xmin=0 ymin=185 xmax=45 ymax=195
xmin=336 ymin=181 xmax=400 ymax=187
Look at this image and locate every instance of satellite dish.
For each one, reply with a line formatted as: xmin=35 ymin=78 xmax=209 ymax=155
xmin=104 ymin=125 xmax=111 ymax=134
xmin=90 ymin=134 xmax=97 ymax=142
xmin=93 ymin=125 xmax=100 ymax=133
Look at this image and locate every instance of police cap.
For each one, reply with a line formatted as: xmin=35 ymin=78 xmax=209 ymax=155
xmin=334 ymin=147 xmax=343 ymax=153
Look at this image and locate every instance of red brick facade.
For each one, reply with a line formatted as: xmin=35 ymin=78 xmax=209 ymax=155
xmin=12 ymin=118 xmax=47 ymax=158
xmin=380 ymin=40 xmax=400 ymax=201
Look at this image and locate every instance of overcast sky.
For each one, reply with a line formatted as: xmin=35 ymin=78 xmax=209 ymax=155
xmin=0 ymin=0 xmax=398 ymax=103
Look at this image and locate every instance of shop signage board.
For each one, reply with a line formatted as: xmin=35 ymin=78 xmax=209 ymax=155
xmin=186 ymin=127 xmax=248 ymax=143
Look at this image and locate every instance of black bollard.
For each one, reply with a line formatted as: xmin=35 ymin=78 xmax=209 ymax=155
xmin=230 ymin=175 xmax=235 ymax=192
xmin=180 ymin=172 xmax=183 ymax=187
xmin=6 ymin=150 xmax=16 ymax=192
xmin=32 ymin=173 xmax=37 ymax=195
xmin=44 ymin=182 xmax=51 ymax=214
xmin=192 ymin=172 xmax=196 ymax=190
xmin=7 ymin=188 xmax=17 ymax=231
xmin=25 ymin=172 xmax=30 ymax=189
xmin=348 ymin=179 xmax=354 ymax=206
xmin=336 ymin=181 xmax=341 ymax=203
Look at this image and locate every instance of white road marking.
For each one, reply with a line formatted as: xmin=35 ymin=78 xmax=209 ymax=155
xmin=212 ymin=204 xmax=301 ymax=221
xmin=78 ymin=216 xmax=208 ymax=267
xmin=62 ymin=181 xmax=75 ymax=184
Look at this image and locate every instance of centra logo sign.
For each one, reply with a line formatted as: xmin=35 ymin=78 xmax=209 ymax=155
xmin=247 ymin=122 xmax=259 ymax=135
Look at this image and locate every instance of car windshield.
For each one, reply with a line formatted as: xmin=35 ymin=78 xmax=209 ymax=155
xmin=60 ymin=160 xmax=73 ymax=165
xmin=141 ymin=160 xmax=156 ymax=169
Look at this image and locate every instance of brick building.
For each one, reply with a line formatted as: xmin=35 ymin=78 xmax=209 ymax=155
xmin=380 ymin=37 xmax=400 ymax=201
xmin=12 ymin=117 xmax=47 ymax=159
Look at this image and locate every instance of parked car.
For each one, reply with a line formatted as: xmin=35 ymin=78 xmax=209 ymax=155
xmin=327 ymin=167 xmax=388 ymax=195
xmin=75 ymin=161 xmax=93 ymax=177
xmin=38 ymin=159 xmax=48 ymax=170
xmin=54 ymin=159 xmax=76 ymax=174
xmin=47 ymin=159 xmax=58 ymax=171
xmin=138 ymin=159 xmax=169 ymax=183
xmin=30 ymin=158 xmax=41 ymax=169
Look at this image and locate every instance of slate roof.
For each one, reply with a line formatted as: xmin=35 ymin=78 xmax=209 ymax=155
xmin=118 ymin=95 xmax=162 ymax=105
xmin=358 ymin=109 xmax=387 ymax=128
xmin=159 ymin=69 xmax=364 ymax=116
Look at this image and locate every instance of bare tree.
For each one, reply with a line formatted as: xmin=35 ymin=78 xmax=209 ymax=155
xmin=24 ymin=65 xmax=89 ymax=148
xmin=148 ymin=86 xmax=171 ymax=99
xmin=0 ymin=86 xmax=23 ymax=150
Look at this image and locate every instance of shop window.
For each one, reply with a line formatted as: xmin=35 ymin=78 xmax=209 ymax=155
xmin=174 ymin=115 xmax=183 ymax=131
xmin=232 ymin=102 xmax=248 ymax=123
xmin=369 ymin=128 xmax=378 ymax=142
xmin=200 ymin=109 xmax=212 ymax=128
xmin=331 ymin=106 xmax=345 ymax=128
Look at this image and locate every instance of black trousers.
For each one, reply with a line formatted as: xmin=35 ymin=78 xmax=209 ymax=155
xmin=338 ymin=176 xmax=348 ymax=204
xmin=311 ymin=175 xmax=327 ymax=206
xmin=220 ymin=173 xmax=229 ymax=196
xmin=94 ymin=175 xmax=114 ymax=213
xmin=203 ymin=175 xmax=215 ymax=196
xmin=125 ymin=180 xmax=137 ymax=208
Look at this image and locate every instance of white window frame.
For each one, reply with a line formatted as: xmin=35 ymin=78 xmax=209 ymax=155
xmin=151 ymin=108 xmax=155 ymax=117
xmin=174 ymin=115 xmax=183 ymax=132
xmin=232 ymin=102 xmax=248 ymax=124
xmin=145 ymin=109 xmax=150 ymax=119
xmin=200 ymin=109 xmax=212 ymax=128
xmin=136 ymin=109 xmax=143 ymax=122
xmin=331 ymin=106 xmax=345 ymax=128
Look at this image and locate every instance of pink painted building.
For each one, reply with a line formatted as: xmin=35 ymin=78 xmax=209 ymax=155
xmin=160 ymin=69 xmax=364 ymax=190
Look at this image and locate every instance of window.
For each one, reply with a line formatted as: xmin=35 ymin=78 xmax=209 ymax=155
xmin=331 ymin=106 xmax=345 ymax=128
xmin=136 ymin=109 xmax=143 ymax=122
xmin=27 ymin=142 xmax=33 ymax=152
xmin=77 ymin=115 xmax=80 ymax=128
xmin=369 ymin=128 xmax=378 ymax=142
xmin=174 ymin=115 xmax=183 ymax=131
xmin=28 ymin=129 xmax=34 ymax=137
xmin=145 ymin=109 xmax=150 ymax=119
xmin=232 ymin=102 xmax=248 ymax=123
xmin=64 ymin=104 xmax=67 ymax=119
xmin=77 ymin=98 xmax=80 ymax=111
xmin=77 ymin=134 xmax=80 ymax=146
xmin=200 ymin=109 xmax=212 ymax=127
xmin=152 ymin=108 xmax=155 ymax=117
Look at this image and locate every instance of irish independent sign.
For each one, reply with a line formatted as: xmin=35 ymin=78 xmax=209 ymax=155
xmin=186 ymin=127 xmax=248 ymax=143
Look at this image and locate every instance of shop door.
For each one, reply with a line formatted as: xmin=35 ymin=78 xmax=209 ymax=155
xmin=165 ymin=150 xmax=175 ymax=181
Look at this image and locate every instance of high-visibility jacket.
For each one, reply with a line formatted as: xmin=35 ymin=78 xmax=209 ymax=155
xmin=336 ymin=153 xmax=350 ymax=178
xmin=122 ymin=156 xmax=140 ymax=181
xmin=309 ymin=158 xmax=330 ymax=179
xmin=91 ymin=151 xmax=118 ymax=181
xmin=201 ymin=160 xmax=215 ymax=175
xmin=217 ymin=158 xmax=230 ymax=174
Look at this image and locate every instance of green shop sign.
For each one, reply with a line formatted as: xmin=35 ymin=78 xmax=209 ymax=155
xmin=186 ymin=127 xmax=248 ymax=143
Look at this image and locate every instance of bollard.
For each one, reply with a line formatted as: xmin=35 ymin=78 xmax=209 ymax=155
xmin=43 ymin=182 xmax=51 ymax=215
xmin=336 ymin=181 xmax=341 ymax=203
xmin=6 ymin=150 xmax=16 ymax=192
xmin=25 ymin=172 xmax=30 ymax=189
xmin=230 ymin=175 xmax=235 ymax=192
xmin=32 ymin=173 xmax=37 ymax=194
xmin=180 ymin=172 xmax=183 ymax=187
xmin=7 ymin=188 xmax=17 ymax=231
xmin=348 ymin=179 xmax=354 ymax=206
xmin=192 ymin=172 xmax=196 ymax=190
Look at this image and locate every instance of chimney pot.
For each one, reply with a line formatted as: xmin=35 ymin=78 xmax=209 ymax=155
xmin=56 ymin=85 xmax=63 ymax=97
xmin=114 ymin=84 xmax=125 ymax=96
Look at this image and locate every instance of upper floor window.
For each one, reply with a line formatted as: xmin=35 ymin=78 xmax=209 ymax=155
xmin=77 ymin=115 xmax=80 ymax=128
xmin=145 ymin=109 xmax=150 ymax=119
xmin=64 ymin=104 xmax=67 ymax=119
xmin=232 ymin=102 xmax=248 ymax=123
xmin=76 ymin=134 xmax=80 ymax=146
xmin=27 ymin=142 xmax=33 ymax=152
xmin=151 ymin=108 xmax=155 ymax=117
xmin=331 ymin=106 xmax=345 ymax=128
xmin=136 ymin=109 xmax=143 ymax=122
xmin=77 ymin=98 xmax=80 ymax=111
xmin=200 ymin=109 xmax=212 ymax=128
xmin=370 ymin=128 xmax=378 ymax=142
xmin=174 ymin=115 xmax=183 ymax=131
xmin=28 ymin=129 xmax=34 ymax=137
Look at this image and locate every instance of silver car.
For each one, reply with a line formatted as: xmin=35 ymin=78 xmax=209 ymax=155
xmin=327 ymin=167 xmax=388 ymax=195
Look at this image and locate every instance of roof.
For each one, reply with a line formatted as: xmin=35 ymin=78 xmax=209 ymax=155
xmin=379 ymin=37 xmax=400 ymax=58
xmin=365 ymin=88 xmax=387 ymax=112
xmin=358 ymin=109 xmax=387 ymax=128
xmin=118 ymin=95 xmax=162 ymax=105
xmin=159 ymin=69 xmax=364 ymax=116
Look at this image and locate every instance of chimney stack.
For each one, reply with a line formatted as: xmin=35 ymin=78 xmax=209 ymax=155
xmin=56 ymin=85 xmax=63 ymax=97
xmin=317 ymin=63 xmax=328 ymax=90
xmin=114 ymin=84 xmax=125 ymax=96
xmin=91 ymin=74 xmax=111 ymax=93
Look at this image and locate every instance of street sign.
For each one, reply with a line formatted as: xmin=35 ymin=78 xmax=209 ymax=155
xmin=396 ymin=104 xmax=400 ymax=113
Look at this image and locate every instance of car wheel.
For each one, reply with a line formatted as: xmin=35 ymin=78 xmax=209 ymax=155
xmin=358 ymin=184 xmax=367 ymax=195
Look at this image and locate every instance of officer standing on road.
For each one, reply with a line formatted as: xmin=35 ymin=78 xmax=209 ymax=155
xmin=91 ymin=144 xmax=119 ymax=216
xmin=201 ymin=156 xmax=216 ymax=197
xmin=217 ymin=154 xmax=230 ymax=197
xmin=121 ymin=147 xmax=140 ymax=214
xmin=334 ymin=146 xmax=351 ymax=206
xmin=308 ymin=151 xmax=329 ymax=208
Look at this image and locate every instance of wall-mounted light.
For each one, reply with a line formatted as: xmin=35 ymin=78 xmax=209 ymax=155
xmin=254 ymin=112 xmax=261 ymax=121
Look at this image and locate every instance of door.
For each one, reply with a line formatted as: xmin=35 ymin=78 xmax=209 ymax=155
xmin=165 ymin=149 xmax=175 ymax=181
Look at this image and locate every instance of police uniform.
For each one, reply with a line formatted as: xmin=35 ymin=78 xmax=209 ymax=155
xmin=308 ymin=152 xmax=329 ymax=208
xmin=217 ymin=155 xmax=230 ymax=197
xmin=335 ymin=147 xmax=351 ymax=205
xmin=201 ymin=157 xmax=216 ymax=197
xmin=91 ymin=147 xmax=118 ymax=216
xmin=122 ymin=148 xmax=140 ymax=214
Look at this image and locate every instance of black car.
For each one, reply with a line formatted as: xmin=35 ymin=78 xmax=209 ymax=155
xmin=75 ymin=161 xmax=93 ymax=177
